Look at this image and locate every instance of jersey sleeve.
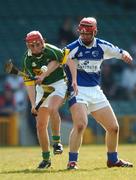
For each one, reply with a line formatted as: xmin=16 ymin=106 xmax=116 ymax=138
xmin=65 ymin=41 xmax=79 ymax=61
xmin=61 ymin=48 xmax=70 ymax=64
xmin=21 ymin=54 xmax=35 ymax=86
xmin=99 ymin=40 xmax=123 ymax=60
xmin=46 ymin=44 xmax=64 ymax=64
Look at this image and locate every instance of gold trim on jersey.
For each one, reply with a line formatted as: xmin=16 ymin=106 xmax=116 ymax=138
xmin=24 ymin=80 xmax=35 ymax=86
xmin=61 ymin=48 xmax=70 ymax=65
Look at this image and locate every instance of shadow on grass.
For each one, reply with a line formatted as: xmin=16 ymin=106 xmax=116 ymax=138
xmin=0 ymin=167 xmax=107 ymax=174
xmin=93 ymin=167 xmax=108 ymax=170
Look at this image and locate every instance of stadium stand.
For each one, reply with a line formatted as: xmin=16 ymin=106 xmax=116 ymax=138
xmin=0 ymin=0 xmax=136 ymax=71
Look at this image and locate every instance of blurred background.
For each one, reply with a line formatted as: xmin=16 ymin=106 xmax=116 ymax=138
xmin=0 ymin=0 xmax=136 ymax=146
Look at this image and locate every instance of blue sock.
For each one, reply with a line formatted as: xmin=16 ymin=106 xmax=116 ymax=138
xmin=69 ymin=152 xmax=78 ymax=162
xmin=107 ymin=152 xmax=118 ymax=163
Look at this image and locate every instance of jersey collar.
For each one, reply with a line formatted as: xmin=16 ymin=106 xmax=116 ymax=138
xmin=78 ymin=37 xmax=97 ymax=48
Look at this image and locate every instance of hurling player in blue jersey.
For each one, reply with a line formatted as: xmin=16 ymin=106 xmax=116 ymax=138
xmin=65 ymin=17 xmax=133 ymax=169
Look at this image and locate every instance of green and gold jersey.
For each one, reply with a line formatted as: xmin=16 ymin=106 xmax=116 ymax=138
xmin=22 ymin=43 xmax=65 ymax=86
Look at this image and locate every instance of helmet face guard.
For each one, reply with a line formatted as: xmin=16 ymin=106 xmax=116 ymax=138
xmin=78 ymin=25 xmax=96 ymax=34
xmin=78 ymin=17 xmax=97 ymax=34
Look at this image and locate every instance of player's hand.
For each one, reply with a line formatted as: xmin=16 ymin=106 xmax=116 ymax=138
xmin=35 ymin=73 xmax=46 ymax=85
xmin=122 ymin=50 xmax=133 ymax=64
xmin=72 ymin=81 xmax=78 ymax=96
xmin=31 ymin=106 xmax=38 ymax=116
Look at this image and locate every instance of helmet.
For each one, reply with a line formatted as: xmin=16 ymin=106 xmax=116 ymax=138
xmin=25 ymin=31 xmax=44 ymax=43
xmin=78 ymin=17 xmax=97 ymax=34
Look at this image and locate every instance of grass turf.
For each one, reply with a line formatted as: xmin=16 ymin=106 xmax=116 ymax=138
xmin=0 ymin=145 xmax=136 ymax=180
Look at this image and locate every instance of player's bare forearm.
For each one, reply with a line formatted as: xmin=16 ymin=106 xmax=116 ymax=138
xmin=25 ymin=85 xmax=38 ymax=115
xmin=46 ymin=61 xmax=59 ymax=76
xmin=121 ymin=50 xmax=133 ymax=64
xmin=66 ymin=59 xmax=78 ymax=95
xmin=35 ymin=61 xmax=59 ymax=85
xmin=66 ymin=59 xmax=77 ymax=82
xmin=25 ymin=85 xmax=36 ymax=108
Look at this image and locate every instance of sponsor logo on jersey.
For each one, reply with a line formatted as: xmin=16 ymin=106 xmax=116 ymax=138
xmin=33 ymin=68 xmax=42 ymax=75
xmin=83 ymin=60 xmax=89 ymax=65
xmin=78 ymin=60 xmax=100 ymax=73
xmin=32 ymin=62 xmax=37 ymax=67
xmin=92 ymin=50 xmax=99 ymax=57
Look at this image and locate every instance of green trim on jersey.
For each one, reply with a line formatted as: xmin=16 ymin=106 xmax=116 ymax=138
xmin=22 ymin=43 xmax=65 ymax=85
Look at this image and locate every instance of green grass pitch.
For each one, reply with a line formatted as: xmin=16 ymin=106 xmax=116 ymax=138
xmin=0 ymin=145 xmax=136 ymax=180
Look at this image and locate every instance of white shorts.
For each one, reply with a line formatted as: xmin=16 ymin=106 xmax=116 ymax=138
xmin=69 ymin=85 xmax=110 ymax=113
xmin=36 ymin=79 xmax=67 ymax=108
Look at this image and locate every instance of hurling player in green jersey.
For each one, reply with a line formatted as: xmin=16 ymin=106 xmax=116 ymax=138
xmin=22 ymin=30 xmax=77 ymax=169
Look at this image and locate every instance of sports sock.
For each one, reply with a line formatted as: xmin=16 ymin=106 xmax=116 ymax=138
xmin=107 ymin=152 xmax=118 ymax=163
xmin=69 ymin=152 xmax=78 ymax=162
xmin=42 ymin=151 xmax=50 ymax=161
xmin=52 ymin=135 xmax=61 ymax=143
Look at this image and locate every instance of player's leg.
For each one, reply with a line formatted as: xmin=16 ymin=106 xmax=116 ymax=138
xmin=67 ymin=103 xmax=88 ymax=169
xmin=36 ymin=107 xmax=51 ymax=169
xmin=48 ymin=95 xmax=64 ymax=154
xmin=92 ymin=106 xmax=119 ymax=152
xmin=48 ymin=79 xmax=67 ymax=154
xmin=91 ymin=105 xmax=133 ymax=167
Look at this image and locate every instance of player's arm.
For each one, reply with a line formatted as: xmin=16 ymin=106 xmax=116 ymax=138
xmin=63 ymin=48 xmax=78 ymax=95
xmin=22 ymin=55 xmax=36 ymax=85
xmin=35 ymin=61 xmax=59 ymax=84
xmin=24 ymin=78 xmax=37 ymax=115
xmin=121 ymin=50 xmax=133 ymax=64
xmin=66 ymin=58 xmax=78 ymax=95
xmin=101 ymin=41 xmax=133 ymax=64
xmin=22 ymin=56 xmax=37 ymax=115
xmin=36 ymin=45 xmax=63 ymax=84
xmin=25 ymin=84 xmax=37 ymax=115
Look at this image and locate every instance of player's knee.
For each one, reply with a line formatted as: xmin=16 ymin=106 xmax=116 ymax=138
xmin=48 ymin=105 xmax=59 ymax=114
xmin=48 ymin=106 xmax=59 ymax=115
xmin=107 ymin=124 xmax=119 ymax=134
xmin=77 ymin=121 xmax=87 ymax=133
xmin=36 ymin=121 xmax=47 ymax=131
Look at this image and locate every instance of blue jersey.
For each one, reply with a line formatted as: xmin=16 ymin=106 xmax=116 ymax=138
xmin=65 ymin=37 xmax=123 ymax=87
